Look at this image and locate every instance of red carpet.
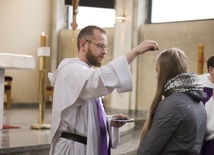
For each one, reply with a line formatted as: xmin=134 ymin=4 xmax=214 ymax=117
xmin=3 ymin=124 xmax=20 ymax=129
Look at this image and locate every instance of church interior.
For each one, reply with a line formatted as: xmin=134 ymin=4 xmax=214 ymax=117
xmin=0 ymin=0 xmax=213 ymax=154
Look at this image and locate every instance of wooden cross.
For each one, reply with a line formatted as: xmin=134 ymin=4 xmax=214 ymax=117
xmin=70 ymin=0 xmax=79 ymax=30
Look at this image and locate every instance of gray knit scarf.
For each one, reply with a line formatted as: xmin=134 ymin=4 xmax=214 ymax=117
xmin=164 ymin=73 xmax=204 ymax=95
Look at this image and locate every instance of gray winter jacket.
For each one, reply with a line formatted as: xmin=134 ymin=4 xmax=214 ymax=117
xmin=137 ymin=91 xmax=207 ymax=155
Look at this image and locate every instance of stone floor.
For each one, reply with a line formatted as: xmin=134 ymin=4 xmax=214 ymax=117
xmin=0 ymin=104 xmax=147 ymax=155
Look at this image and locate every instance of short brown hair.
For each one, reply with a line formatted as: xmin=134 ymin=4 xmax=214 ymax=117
xmin=77 ymin=25 xmax=106 ymax=50
xmin=207 ymin=55 xmax=214 ymax=72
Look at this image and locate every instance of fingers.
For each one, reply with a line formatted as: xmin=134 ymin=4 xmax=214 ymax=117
xmin=120 ymin=122 xmax=126 ymax=126
xmin=154 ymin=41 xmax=159 ymax=50
xmin=135 ymin=39 xmax=159 ymax=55
xmin=118 ymin=122 xmax=125 ymax=127
xmin=111 ymin=113 xmax=129 ymax=128
xmin=146 ymin=39 xmax=159 ymax=51
xmin=113 ymin=113 xmax=129 ymax=120
xmin=119 ymin=113 xmax=128 ymax=119
xmin=111 ymin=120 xmax=126 ymax=128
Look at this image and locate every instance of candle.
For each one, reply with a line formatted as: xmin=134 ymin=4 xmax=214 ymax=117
xmin=40 ymin=32 xmax=48 ymax=47
xmin=197 ymin=44 xmax=204 ymax=75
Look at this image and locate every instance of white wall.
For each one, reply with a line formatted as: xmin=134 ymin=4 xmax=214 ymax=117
xmin=0 ymin=0 xmax=52 ymax=103
xmin=137 ymin=20 xmax=214 ymax=111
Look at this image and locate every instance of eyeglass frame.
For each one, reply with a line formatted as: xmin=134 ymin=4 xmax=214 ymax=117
xmin=85 ymin=40 xmax=108 ymax=51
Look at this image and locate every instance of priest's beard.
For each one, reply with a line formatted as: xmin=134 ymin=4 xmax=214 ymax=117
xmin=86 ymin=47 xmax=102 ymax=67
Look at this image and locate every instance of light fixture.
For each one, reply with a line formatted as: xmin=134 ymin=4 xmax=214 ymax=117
xmin=115 ymin=16 xmax=126 ymax=22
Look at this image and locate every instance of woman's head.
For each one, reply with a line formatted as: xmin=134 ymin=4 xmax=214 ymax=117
xmin=156 ymin=48 xmax=187 ymax=93
xmin=140 ymin=48 xmax=188 ymax=142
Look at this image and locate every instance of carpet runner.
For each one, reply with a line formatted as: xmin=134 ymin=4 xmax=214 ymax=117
xmin=3 ymin=124 xmax=20 ymax=129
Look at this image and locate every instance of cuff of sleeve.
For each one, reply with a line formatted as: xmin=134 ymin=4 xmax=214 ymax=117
xmin=107 ymin=116 xmax=120 ymax=149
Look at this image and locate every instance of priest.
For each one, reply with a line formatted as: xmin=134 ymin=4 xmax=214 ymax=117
xmin=48 ymin=25 xmax=159 ymax=155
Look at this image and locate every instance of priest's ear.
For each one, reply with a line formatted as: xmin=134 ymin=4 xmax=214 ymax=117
xmin=79 ymin=39 xmax=88 ymax=51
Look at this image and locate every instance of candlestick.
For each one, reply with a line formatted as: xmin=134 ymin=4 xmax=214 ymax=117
xmin=197 ymin=44 xmax=204 ymax=75
xmin=71 ymin=0 xmax=79 ymax=58
xmin=31 ymin=32 xmax=50 ymax=130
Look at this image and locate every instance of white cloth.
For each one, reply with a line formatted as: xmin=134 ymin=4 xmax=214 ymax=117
xmin=48 ymin=55 xmax=132 ymax=155
xmin=200 ymin=73 xmax=214 ymax=141
xmin=205 ymin=97 xmax=214 ymax=141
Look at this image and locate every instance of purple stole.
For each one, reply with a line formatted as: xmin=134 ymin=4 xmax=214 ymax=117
xmin=203 ymin=87 xmax=213 ymax=104
xmin=96 ymin=98 xmax=110 ymax=155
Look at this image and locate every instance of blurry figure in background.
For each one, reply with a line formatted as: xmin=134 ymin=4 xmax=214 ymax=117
xmin=200 ymin=55 xmax=214 ymax=155
xmin=137 ymin=48 xmax=207 ymax=155
xmin=200 ymin=56 xmax=214 ymax=104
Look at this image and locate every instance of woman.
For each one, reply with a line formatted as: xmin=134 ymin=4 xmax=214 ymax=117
xmin=137 ymin=48 xmax=207 ymax=155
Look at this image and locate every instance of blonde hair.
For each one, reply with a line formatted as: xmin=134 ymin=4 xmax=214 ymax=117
xmin=139 ymin=48 xmax=187 ymax=142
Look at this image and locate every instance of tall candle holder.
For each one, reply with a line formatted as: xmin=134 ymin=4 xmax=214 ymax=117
xmin=197 ymin=44 xmax=204 ymax=75
xmin=31 ymin=32 xmax=51 ymax=129
xmin=70 ymin=0 xmax=79 ymax=58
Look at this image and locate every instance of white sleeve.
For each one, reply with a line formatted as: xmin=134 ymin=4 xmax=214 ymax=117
xmin=205 ymin=96 xmax=214 ymax=140
xmin=79 ymin=55 xmax=132 ymax=100
xmin=107 ymin=116 xmax=120 ymax=149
